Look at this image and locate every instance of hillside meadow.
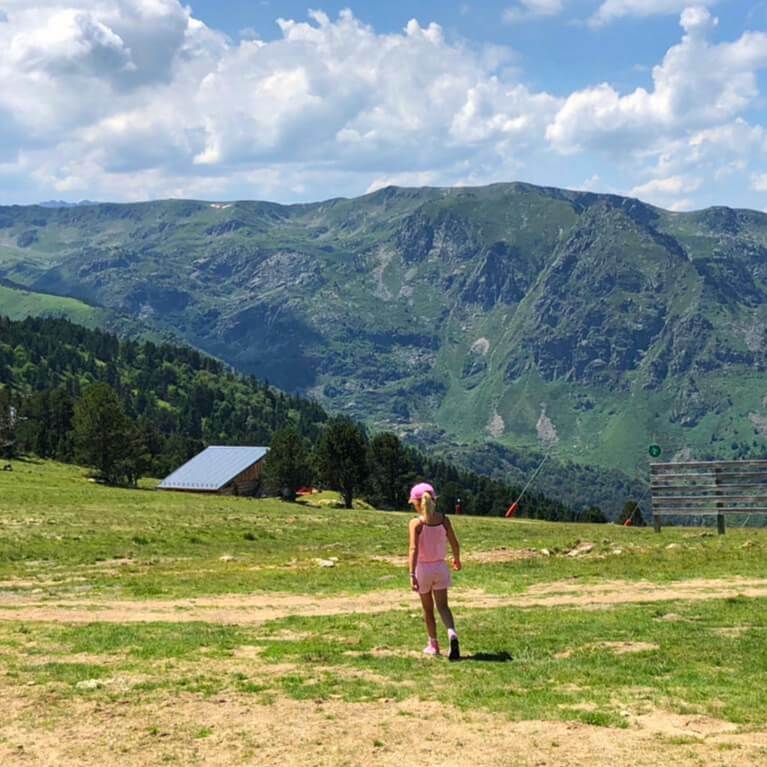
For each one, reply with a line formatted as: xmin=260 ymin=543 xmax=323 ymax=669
xmin=1 ymin=460 xmax=766 ymax=766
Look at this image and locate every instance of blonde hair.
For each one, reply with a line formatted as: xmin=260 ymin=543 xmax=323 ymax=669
xmin=420 ymin=491 xmax=437 ymax=521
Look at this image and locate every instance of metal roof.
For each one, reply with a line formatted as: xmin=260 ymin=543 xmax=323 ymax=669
xmin=158 ymin=446 xmax=269 ymax=491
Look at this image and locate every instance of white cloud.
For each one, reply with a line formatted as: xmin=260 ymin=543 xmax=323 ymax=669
xmin=9 ymin=9 xmax=134 ymax=78
xmin=0 ymin=3 xmax=562 ymax=200
xmin=591 ymin=0 xmax=718 ymax=27
xmin=630 ymin=174 xmax=701 ymax=199
xmin=366 ymin=171 xmax=438 ymax=193
xmin=669 ymin=198 xmax=694 ymax=211
xmin=581 ymin=174 xmax=601 ymax=191
xmin=627 ymin=174 xmax=700 ymax=210
xmin=689 ymin=119 xmax=767 ymax=157
xmin=752 ymin=173 xmax=767 ymax=192
xmin=0 ymin=2 xmax=765 ymax=210
xmin=547 ymin=9 xmax=767 ymax=155
xmin=503 ymin=0 xmax=564 ymax=23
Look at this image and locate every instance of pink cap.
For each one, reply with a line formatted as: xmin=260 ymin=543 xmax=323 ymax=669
xmin=409 ymin=482 xmax=437 ymax=503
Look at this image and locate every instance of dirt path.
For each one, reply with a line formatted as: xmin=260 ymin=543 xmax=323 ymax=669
xmin=2 ymin=691 xmax=766 ymax=767
xmin=0 ymin=577 xmax=766 ymax=625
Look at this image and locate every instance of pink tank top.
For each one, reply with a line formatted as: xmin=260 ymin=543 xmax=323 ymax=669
xmin=418 ymin=520 xmax=447 ymax=563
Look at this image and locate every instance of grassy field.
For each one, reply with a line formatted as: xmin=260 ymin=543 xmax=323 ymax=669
xmin=0 ymin=283 xmax=106 ymax=326
xmin=1 ymin=460 xmax=766 ymax=766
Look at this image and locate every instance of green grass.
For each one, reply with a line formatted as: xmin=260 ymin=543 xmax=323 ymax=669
xmin=2 ymin=598 xmax=765 ymax=725
xmin=1 ymin=460 xmax=767 ymax=734
xmin=234 ymin=595 xmax=767 ymax=725
xmin=0 ymin=283 xmax=105 ymax=325
xmin=1 ymin=460 xmax=766 ymax=599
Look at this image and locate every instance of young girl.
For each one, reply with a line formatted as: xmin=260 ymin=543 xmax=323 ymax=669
xmin=408 ymin=482 xmax=462 ymax=660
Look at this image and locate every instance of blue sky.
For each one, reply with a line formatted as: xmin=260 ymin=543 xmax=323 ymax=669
xmin=0 ymin=0 xmax=766 ymax=211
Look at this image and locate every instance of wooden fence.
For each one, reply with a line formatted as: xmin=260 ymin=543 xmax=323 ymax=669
xmin=650 ymin=459 xmax=767 ymax=534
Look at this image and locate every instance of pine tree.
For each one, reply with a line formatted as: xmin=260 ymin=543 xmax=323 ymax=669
xmin=618 ymin=500 xmax=645 ymax=526
xmin=315 ymin=417 xmax=368 ymax=509
xmin=367 ymin=432 xmax=413 ymax=509
xmin=581 ymin=506 xmax=608 ymax=523
xmin=72 ymin=383 xmax=132 ymax=484
xmin=0 ymin=387 xmax=16 ymax=459
xmin=262 ymin=427 xmax=312 ymax=501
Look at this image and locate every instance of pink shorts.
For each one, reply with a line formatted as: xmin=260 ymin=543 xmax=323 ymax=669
xmin=415 ymin=561 xmax=452 ymax=595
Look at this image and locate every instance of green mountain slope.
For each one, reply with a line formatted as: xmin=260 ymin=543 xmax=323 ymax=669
xmin=0 ymin=280 xmax=106 ymax=326
xmin=1 ymin=184 xmax=765 ymax=481
xmin=0 ymin=315 xmax=576 ymax=521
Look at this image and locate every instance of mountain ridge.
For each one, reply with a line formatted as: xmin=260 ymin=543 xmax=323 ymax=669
xmin=20 ymin=179 xmax=767 ymax=217
xmin=1 ymin=181 xmax=765 ymax=498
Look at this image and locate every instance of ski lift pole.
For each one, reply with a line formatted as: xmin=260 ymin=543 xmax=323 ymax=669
xmin=506 ymin=452 xmax=551 ymax=518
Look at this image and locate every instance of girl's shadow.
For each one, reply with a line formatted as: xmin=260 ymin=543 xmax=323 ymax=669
xmin=460 ymin=651 xmax=513 ymax=663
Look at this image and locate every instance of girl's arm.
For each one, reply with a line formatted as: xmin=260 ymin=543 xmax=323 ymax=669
xmin=444 ymin=516 xmax=462 ymax=571
xmin=408 ymin=518 xmax=421 ymax=591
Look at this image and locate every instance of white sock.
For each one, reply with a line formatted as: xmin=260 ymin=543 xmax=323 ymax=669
xmin=448 ymin=628 xmax=458 ymax=640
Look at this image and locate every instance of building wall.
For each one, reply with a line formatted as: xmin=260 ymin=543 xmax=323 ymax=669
xmin=221 ymin=459 xmax=265 ymax=497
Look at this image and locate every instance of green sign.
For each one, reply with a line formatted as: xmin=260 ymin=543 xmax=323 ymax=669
xmin=648 ymin=444 xmax=662 ymax=458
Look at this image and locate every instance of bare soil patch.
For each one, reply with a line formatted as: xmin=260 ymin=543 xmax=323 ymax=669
xmin=1 ymin=688 xmax=765 ymax=767
xmin=598 ymin=641 xmax=660 ymax=655
xmin=1 ymin=577 xmax=766 ymax=625
xmin=371 ymin=547 xmax=540 ymax=567
xmin=557 ymin=642 xmax=660 ymax=659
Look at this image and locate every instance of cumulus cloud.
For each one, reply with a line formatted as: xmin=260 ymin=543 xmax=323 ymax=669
xmin=9 ymin=9 xmax=134 ymax=78
xmin=2 ymin=0 xmax=195 ymax=85
xmin=547 ymin=9 xmax=767 ymax=155
xmin=753 ymin=173 xmax=767 ymax=192
xmin=591 ymin=0 xmax=718 ymax=27
xmin=503 ymin=0 xmax=564 ymax=23
xmin=0 ymin=2 xmax=765 ymax=209
xmin=629 ymin=174 xmax=701 ymax=203
xmin=0 ymin=3 xmax=561 ymax=200
xmin=191 ymin=11 xmax=559 ymax=173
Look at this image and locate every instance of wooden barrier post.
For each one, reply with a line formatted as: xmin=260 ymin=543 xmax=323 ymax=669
xmin=653 ymin=513 xmax=662 ymax=533
xmin=714 ymin=466 xmax=725 ymax=535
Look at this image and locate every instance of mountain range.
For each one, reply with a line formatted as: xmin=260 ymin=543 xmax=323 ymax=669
xmin=2 ymin=182 xmax=766 ymax=511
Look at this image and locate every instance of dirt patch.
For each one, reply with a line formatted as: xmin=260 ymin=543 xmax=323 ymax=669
xmin=370 ymin=554 xmax=410 ymax=566
xmin=343 ymin=647 xmax=424 ymax=660
xmin=252 ymin=628 xmax=317 ymax=642
xmin=232 ymin=645 xmax=264 ymax=660
xmin=600 ymin=641 xmax=659 ymax=654
xmin=506 ymin=577 xmax=767 ymax=609
xmin=656 ymin=612 xmax=685 ymax=622
xmin=1 ymin=577 xmax=767 ymax=626
xmin=466 ymin=548 xmax=540 ymax=564
xmin=711 ymin=626 xmax=754 ymax=638
xmin=552 ymin=642 xmax=660 ymax=660
xmin=1 ymin=689 xmax=765 ymax=767
xmin=371 ymin=548 xmax=540 ymax=567
xmin=633 ymin=710 xmax=742 ymax=738
xmin=0 ymin=590 xmax=416 ymax=624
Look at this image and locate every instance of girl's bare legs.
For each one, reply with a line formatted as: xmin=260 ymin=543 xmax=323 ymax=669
xmin=434 ymin=589 xmax=460 ymax=660
xmin=419 ymin=591 xmax=438 ymax=640
xmin=433 ymin=589 xmax=455 ymax=632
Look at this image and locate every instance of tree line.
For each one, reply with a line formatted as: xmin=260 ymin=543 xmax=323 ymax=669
xmin=0 ymin=315 xmax=327 ymax=479
xmin=0 ymin=315 xmax=581 ymax=519
xmin=264 ymin=421 xmax=578 ymax=518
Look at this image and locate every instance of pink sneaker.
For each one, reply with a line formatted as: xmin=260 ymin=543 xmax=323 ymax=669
xmin=423 ymin=639 xmax=440 ymax=656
